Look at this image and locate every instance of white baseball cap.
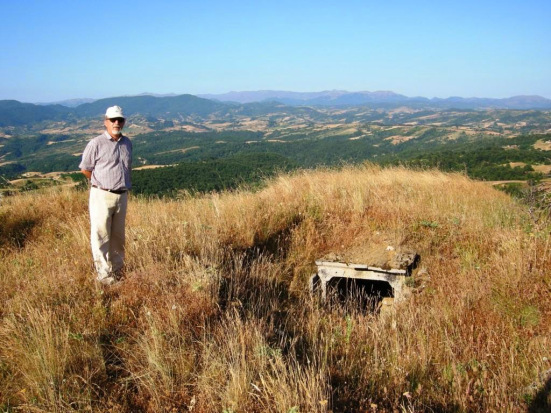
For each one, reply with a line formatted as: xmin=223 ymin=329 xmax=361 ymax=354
xmin=105 ymin=105 xmax=125 ymax=119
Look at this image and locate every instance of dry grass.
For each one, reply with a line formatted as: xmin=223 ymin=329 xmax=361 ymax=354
xmin=1 ymin=165 xmax=550 ymax=412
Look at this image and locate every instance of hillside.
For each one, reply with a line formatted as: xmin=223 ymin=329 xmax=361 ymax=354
xmin=2 ymin=93 xmax=551 ymax=131
xmin=72 ymin=94 xmax=228 ymax=118
xmin=1 ymin=165 xmax=549 ymax=412
xmin=2 ymin=94 xmax=551 ymax=192
xmin=0 ymin=95 xmax=323 ymax=130
xmin=0 ymin=100 xmax=72 ymax=126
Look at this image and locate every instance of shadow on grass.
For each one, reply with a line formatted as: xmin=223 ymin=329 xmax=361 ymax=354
xmin=218 ymin=222 xmax=297 ymax=316
xmin=217 ymin=250 xmax=291 ymax=319
xmin=0 ymin=215 xmax=39 ymax=249
xmin=528 ymin=374 xmax=551 ymax=413
xmin=94 ymin=289 xmax=142 ymax=411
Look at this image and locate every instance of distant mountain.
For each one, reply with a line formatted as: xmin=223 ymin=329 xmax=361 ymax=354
xmin=73 ymin=94 xmax=227 ymax=118
xmin=431 ymin=95 xmax=551 ymax=110
xmin=278 ymin=91 xmax=419 ymax=106
xmin=2 ymin=91 xmax=551 ymax=129
xmin=134 ymin=92 xmax=179 ymax=98
xmin=198 ymin=90 xmax=351 ymax=103
xmin=35 ymin=93 xmax=180 ymax=107
xmin=198 ymin=90 xmax=551 ymax=109
xmin=36 ymin=98 xmax=96 ymax=108
xmin=0 ymin=94 xmax=327 ymax=128
xmin=0 ymin=94 xmax=229 ymax=128
xmin=0 ymin=100 xmax=72 ymax=126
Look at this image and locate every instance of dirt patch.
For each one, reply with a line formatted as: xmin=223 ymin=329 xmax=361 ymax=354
xmin=385 ymin=135 xmax=415 ymax=145
xmin=169 ymin=125 xmax=209 ymax=132
xmin=389 ymin=107 xmax=417 ymax=114
xmin=534 ymin=140 xmax=551 ymax=151
xmin=533 ymin=165 xmax=551 ymax=174
xmin=320 ymin=233 xmax=418 ymax=270
xmin=21 ymin=172 xmax=44 ymax=178
xmin=205 ymin=122 xmax=233 ymax=130
xmin=156 ymin=146 xmax=200 ymax=155
xmin=127 ymin=124 xmax=154 ymax=133
xmin=508 ymin=163 xmax=551 ymax=174
xmin=315 ymin=127 xmax=358 ymax=137
xmin=239 ymin=120 xmax=269 ymax=131
xmin=134 ymin=165 xmax=168 ymax=170
xmin=349 ymin=134 xmax=372 ymax=141
xmin=487 ymin=180 xmax=526 ymax=186
xmin=417 ymin=114 xmax=441 ymax=120
xmin=17 ymin=171 xmax=68 ymax=180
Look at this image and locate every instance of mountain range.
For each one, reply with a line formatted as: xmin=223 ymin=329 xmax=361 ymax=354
xmin=1 ymin=91 xmax=550 ymax=128
xmin=198 ymin=90 xmax=551 ymax=109
xmin=0 ymin=95 xmax=320 ymax=127
xmin=29 ymin=90 xmax=551 ymax=110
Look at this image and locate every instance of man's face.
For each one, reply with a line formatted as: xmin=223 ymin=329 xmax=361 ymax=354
xmin=105 ymin=117 xmax=125 ymax=138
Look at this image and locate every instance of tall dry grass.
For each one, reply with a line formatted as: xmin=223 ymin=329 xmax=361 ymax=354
xmin=0 ymin=164 xmax=549 ymax=412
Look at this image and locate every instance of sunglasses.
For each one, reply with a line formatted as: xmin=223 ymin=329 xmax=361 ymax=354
xmin=108 ymin=117 xmax=125 ymax=123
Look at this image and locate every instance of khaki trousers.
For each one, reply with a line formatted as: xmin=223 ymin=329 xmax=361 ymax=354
xmin=89 ymin=187 xmax=128 ymax=280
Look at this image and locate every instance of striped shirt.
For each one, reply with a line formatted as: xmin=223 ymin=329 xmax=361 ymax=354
xmin=79 ymin=131 xmax=132 ymax=191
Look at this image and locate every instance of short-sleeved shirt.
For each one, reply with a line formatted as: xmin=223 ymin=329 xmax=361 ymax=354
xmin=79 ymin=131 xmax=132 ymax=190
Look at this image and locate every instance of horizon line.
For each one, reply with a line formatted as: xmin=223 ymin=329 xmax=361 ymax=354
xmin=17 ymin=90 xmax=551 ymax=105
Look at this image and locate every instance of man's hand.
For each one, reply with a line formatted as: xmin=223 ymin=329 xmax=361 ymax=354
xmin=81 ymin=169 xmax=92 ymax=180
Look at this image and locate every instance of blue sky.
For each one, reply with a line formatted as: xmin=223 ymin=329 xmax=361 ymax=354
xmin=1 ymin=0 xmax=550 ymax=102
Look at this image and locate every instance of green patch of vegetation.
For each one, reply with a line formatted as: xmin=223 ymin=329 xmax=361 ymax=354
xmin=385 ymin=133 xmax=551 ymax=181
xmin=132 ymin=152 xmax=296 ymax=197
xmin=419 ymin=220 xmax=439 ymax=228
xmin=0 ymin=163 xmax=26 ymax=180
xmin=20 ymin=180 xmax=39 ymax=192
xmin=495 ymin=183 xmax=525 ymax=198
xmin=519 ymin=305 xmax=540 ymax=327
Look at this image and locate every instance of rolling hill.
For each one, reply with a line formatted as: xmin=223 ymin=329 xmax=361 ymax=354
xmin=2 ymin=91 xmax=551 ymax=129
xmin=0 ymin=100 xmax=72 ymax=126
xmin=1 ymin=166 xmax=549 ymax=411
xmin=1 ymin=93 xmax=550 ymax=197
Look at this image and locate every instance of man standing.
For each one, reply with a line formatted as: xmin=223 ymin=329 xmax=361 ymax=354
xmin=79 ymin=106 xmax=132 ymax=285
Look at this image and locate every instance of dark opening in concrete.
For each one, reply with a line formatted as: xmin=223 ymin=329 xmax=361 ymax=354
xmin=326 ymin=277 xmax=394 ymax=312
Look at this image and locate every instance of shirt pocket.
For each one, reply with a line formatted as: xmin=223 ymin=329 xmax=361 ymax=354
xmin=118 ymin=145 xmax=131 ymax=166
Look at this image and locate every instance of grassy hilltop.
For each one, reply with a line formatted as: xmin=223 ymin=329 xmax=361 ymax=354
xmin=0 ymin=165 xmax=550 ymax=412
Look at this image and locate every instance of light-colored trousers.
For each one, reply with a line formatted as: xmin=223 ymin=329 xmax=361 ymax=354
xmin=89 ymin=187 xmax=128 ymax=280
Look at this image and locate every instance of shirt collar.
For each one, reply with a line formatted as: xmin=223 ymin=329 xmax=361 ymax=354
xmin=103 ymin=131 xmax=123 ymax=142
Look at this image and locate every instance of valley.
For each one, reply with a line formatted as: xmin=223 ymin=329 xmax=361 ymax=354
xmin=1 ymin=95 xmax=550 ymax=197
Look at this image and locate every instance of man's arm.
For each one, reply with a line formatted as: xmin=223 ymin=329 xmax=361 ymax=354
xmin=79 ymin=138 xmax=97 ymax=181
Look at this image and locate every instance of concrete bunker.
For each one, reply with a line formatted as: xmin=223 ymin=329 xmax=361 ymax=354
xmin=310 ymin=249 xmax=419 ymax=312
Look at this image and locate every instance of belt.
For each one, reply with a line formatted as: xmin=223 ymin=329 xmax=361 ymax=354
xmin=92 ymin=185 xmax=127 ymax=194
